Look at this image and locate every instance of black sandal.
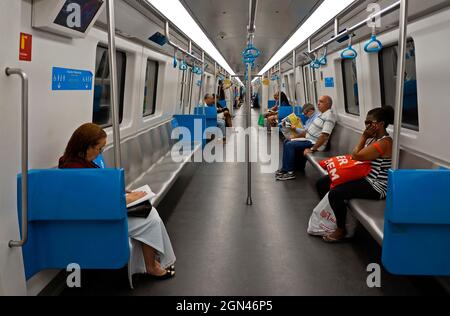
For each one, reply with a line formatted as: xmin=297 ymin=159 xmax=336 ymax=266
xmin=147 ymin=269 xmax=175 ymax=280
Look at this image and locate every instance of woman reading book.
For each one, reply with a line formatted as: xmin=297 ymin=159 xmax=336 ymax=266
xmin=59 ymin=123 xmax=176 ymax=279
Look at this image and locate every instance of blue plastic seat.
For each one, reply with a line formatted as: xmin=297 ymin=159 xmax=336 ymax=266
xmin=382 ymin=169 xmax=450 ymax=276
xmin=268 ymin=100 xmax=277 ymax=109
xmin=218 ymin=100 xmax=227 ymax=108
xmin=18 ymin=169 xmax=129 ymax=280
xmin=173 ymin=114 xmax=207 ymax=148
xmin=194 ymin=106 xmax=218 ymax=130
xmin=278 ymin=107 xmax=294 ymax=122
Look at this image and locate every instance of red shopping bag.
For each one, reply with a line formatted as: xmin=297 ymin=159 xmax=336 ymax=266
xmin=320 ymin=155 xmax=372 ymax=189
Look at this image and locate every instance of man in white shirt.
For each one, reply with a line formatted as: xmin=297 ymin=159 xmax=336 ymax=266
xmin=276 ymin=96 xmax=336 ymax=181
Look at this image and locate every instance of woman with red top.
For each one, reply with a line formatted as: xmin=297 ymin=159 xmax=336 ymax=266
xmin=59 ymin=123 xmax=176 ymax=279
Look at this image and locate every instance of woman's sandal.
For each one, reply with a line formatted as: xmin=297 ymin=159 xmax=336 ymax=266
xmin=323 ymin=230 xmax=346 ymax=243
xmin=147 ymin=269 xmax=176 ymax=280
xmin=167 ymin=265 xmax=176 ymax=272
xmin=322 ymin=235 xmax=344 ymax=243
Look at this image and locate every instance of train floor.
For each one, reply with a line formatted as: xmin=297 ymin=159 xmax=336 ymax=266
xmin=61 ymin=107 xmax=446 ymax=296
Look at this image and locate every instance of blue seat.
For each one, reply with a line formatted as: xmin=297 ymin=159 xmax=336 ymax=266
xmin=382 ymin=169 xmax=450 ymax=276
xmin=194 ymin=106 xmax=218 ymax=130
xmin=93 ymin=154 xmax=106 ymax=169
xmin=173 ymin=114 xmax=207 ymax=148
xmin=218 ymin=100 xmax=227 ymax=108
xmin=278 ymin=107 xmax=294 ymax=122
xmin=293 ymin=106 xmax=308 ymax=125
xmin=18 ymin=169 xmax=129 ymax=280
xmin=403 ymin=80 xmax=418 ymax=111
xmin=268 ymin=100 xmax=277 ymax=109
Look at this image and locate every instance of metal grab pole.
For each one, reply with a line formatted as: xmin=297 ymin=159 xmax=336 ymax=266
xmin=214 ymin=62 xmax=217 ymax=107
xmin=392 ymin=0 xmax=409 ymax=170
xmin=292 ymin=50 xmax=297 ymax=111
xmin=6 ymin=68 xmax=29 ymax=248
xmin=106 ymin=0 xmax=121 ymax=168
xmin=180 ymin=65 xmax=186 ymax=114
xmin=246 ymin=62 xmax=253 ymax=206
xmin=188 ymin=68 xmax=194 ymax=114
xmin=198 ymin=51 xmax=205 ymax=108
xmin=165 ymin=21 xmax=203 ymax=64
xmin=278 ymin=61 xmax=282 ymax=102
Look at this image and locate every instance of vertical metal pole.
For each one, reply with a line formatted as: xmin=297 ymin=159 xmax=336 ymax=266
xmin=292 ymin=50 xmax=297 ymax=110
xmin=309 ymin=64 xmax=316 ymax=105
xmin=392 ymin=0 xmax=409 ymax=170
xmin=334 ymin=18 xmax=340 ymax=37
xmin=246 ymin=62 xmax=253 ymax=206
xmin=199 ymin=51 xmax=205 ymax=108
xmin=180 ymin=68 xmax=186 ymax=114
xmin=6 ymin=68 xmax=29 ymax=248
xmin=214 ymin=62 xmax=217 ymax=107
xmin=106 ymin=0 xmax=121 ymax=168
xmin=278 ymin=61 xmax=282 ymax=103
xmin=188 ymin=68 xmax=194 ymax=114
xmin=303 ymin=66 xmax=309 ymax=104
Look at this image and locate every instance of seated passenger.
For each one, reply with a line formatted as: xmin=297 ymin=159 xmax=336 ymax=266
xmin=204 ymin=94 xmax=227 ymax=142
xmin=281 ymin=103 xmax=319 ymax=141
xmin=316 ymin=106 xmax=394 ymax=242
xmin=264 ymin=92 xmax=291 ymax=127
xmin=58 ymin=123 xmax=176 ymax=279
xmin=276 ymin=96 xmax=336 ymax=181
xmin=212 ymin=93 xmax=233 ymax=128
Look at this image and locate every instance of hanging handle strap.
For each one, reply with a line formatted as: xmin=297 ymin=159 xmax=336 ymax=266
xmin=364 ymin=27 xmax=383 ymax=53
xmin=341 ymin=36 xmax=358 ymax=60
xmin=318 ymin=47 xmax=328 ymax=66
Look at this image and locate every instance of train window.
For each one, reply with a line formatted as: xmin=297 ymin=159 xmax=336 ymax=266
xmin=341 ymin=59 xmax=360 ymax=116
xmin=379 ymin=39 xmax=419 ymax=130
xmin=93 ymin=45 xmax=127 ymax=128
xmin=303 ymin=65 xmax=311 ymax=103
xmin=143 ymin=59 xmax=159 ymax=117
xmin=184 ymin=68 xmax=193 ymax=111
xmin=312 ymin=68 xmax=318 ymax=105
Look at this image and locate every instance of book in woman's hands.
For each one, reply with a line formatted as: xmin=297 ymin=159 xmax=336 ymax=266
xmin=126 ymin=185 xmax=156 ymax=208
xmin=126 ymin=185 xmax=156 ymax=218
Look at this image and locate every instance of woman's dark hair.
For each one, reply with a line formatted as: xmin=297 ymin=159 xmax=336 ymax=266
xmin=279 ymin=92 xmax=290 ymax=106
xmin=368 ymin=106 xmax=395 ymax=129
xmin=62 ymin=123 xmax=107 ymax=162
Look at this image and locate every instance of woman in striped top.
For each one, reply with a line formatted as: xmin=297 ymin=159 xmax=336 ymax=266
xmin=316 ymin=106 xmax=394 ymax=242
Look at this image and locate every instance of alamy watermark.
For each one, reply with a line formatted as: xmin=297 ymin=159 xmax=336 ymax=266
xmin=367 ymin=263 xmax=382 ymax=288
xmin=66 ymin=263 xmax=81 ymax=288
xmin=170 ymin=123 xmax=281 ymax=174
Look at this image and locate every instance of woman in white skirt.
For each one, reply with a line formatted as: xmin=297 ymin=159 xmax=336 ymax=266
xmin=58 ymin=123 xmax=176 ymax=279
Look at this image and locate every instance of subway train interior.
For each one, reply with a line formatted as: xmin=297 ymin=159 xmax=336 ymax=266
xmin=1 ymin=0 xmax=450 ymax=297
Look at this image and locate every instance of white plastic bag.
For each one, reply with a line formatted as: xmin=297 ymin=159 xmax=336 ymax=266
xmin=307 ymin=193 xmax=358 ymax=238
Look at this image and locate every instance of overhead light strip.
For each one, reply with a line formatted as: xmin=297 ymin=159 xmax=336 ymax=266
xmin=258 ymin=0 xmax=355 ymax=75
xmin=146 ymin=0 xmax=238 ymax=81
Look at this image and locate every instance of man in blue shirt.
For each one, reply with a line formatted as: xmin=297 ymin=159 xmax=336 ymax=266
xmin=204 ymin=94 xmax=227 ymax=143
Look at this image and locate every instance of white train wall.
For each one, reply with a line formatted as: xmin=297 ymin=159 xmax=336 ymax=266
xmin=0 ymin=0 xmax=226 ymax=295
xmin=270 ymin=6 xmax=450 ymax=167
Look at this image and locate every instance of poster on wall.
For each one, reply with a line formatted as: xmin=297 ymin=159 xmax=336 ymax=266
xmin=52 ymin=67 xmax=93 ymax=91
xmin=19 ymin=33 xmax=32 ymax=62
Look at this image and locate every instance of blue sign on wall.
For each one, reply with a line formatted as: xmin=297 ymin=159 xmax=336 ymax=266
xmin=52 ymin=67 xmax=93 ymax=91
xmin=325 ymin=77 xmax=335 ymax=88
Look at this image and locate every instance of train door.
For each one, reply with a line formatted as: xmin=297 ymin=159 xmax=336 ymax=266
xmin=0 ymin=0 xmax=28 ymax=295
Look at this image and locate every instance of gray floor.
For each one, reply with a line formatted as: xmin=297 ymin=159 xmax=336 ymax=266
xmin=61 ymin=107 xmax=445 ymax=296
